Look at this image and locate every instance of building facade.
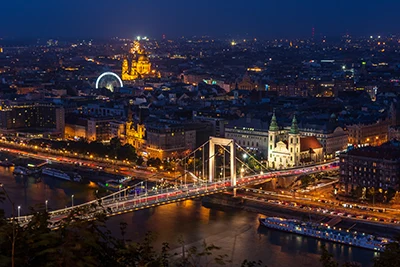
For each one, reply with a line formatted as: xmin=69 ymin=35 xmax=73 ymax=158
xmin=144 ymin=121 xmax=212 ymax=159
xmin=268 ymin=113 xmax=323 ymax=169
xmin=0 ymin=101 xmax=65 ymax=137
xmin=388 ymin=126 xmax=400 ymax=141
xmin=347 ymin=119 xmax=390 ymax=146
xmin=340 ymin=141 xmax=400 ymax=192
xmin=121 ymin=41 xmax=160 ymax=81
xmin=65 ymin=117 xmax=117 ymax=142
xmin=299 ymin=121 xmax=348 ymax=158
xmin=224 ymin=117 xmax=269 ymax=156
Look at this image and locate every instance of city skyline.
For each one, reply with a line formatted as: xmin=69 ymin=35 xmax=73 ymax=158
xmin=0 ymin=2 xmax=400 ymax=266
xmin=1 ymin=0 xmax=399 ymax=39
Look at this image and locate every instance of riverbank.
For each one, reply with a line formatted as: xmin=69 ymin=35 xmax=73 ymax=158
xmin=202 ymin=194 xmax=400 ymax=239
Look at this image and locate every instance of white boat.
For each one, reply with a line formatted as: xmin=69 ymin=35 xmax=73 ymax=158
xmin=259 ymin=217 xmax=390 ymax=251
xmin=41 ymin=168 xmax=82 ymax=182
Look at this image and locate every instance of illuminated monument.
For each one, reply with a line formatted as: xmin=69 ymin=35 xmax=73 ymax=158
xmin=125 ymin=103 xmax=146 ymax=150
xmin=121 ymin=41 xmax=160 ymax=81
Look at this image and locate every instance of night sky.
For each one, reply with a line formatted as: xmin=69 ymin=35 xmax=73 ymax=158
xmin=1 ymin=0 xmax=398 ymax=39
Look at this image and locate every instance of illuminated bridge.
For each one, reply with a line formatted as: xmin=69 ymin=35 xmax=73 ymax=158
xmin=13 ymin=137 xmax=338 ymax=226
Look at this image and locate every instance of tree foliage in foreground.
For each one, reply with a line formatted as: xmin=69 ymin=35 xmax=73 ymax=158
xmin=0 ymin=196 xmax=267 ymax=267
xmin=1 ymin=191 xmax=399 ymax=267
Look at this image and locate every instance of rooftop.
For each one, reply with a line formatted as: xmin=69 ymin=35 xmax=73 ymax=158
xmin=346 ymin=141 xmax=400 ymax=160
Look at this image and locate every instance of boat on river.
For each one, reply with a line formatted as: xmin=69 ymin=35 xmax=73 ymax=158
xmin=259 ymin=217 xmax=390 ymax=251
xmin=41 ymin=168 xmax=82 ymax=182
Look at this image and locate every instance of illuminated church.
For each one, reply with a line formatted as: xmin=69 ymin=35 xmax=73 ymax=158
xmin=122 ymin=41 xmax=160 ymax=81
xmin=267 ymin=111 xmax=323 ymax=169
xmin=125 ymin=106 xmax=146 ymax=150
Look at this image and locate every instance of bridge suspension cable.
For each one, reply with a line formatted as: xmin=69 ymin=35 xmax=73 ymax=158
xmin=235 ymin=143 xmax=268 ymax=172
xmin=218 ymin=144 xmax=262 ymax=177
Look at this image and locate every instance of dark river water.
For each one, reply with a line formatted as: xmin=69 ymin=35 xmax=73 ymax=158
xmin=0 ymin=166 xmax=377 ymax=267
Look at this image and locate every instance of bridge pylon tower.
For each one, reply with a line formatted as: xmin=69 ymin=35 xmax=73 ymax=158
xmin=208 ymin=137 xmax=236 ymax=186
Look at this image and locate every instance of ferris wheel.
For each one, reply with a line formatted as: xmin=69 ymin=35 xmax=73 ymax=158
xmin=95 ymin=72 xmax=123 ymax=92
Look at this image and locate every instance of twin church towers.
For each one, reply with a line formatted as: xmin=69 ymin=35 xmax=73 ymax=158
xmin=267 ymin=110 xmax=301 ymax=169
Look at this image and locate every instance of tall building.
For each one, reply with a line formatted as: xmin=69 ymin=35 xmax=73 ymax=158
xmin=144 ymin=121 xmax=212 ymax=159
xmin=86 ymin=118 xmax=112 ymax=142
xmin=224 ymin=116 xmax=269 ymax=156
xmin=0 ymin=101 xmax=65 ymax=138
xmin=65 ymin=117 xmax=123 ymax=142
xmin=340 ymin=141 xmax=400 ymax=193
xmin=121 ymin=41 xmax=160 ymax=81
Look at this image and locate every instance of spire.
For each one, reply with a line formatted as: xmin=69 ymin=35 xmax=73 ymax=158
xmin=290 ymin=114 xmax=299 ymax=134
xmin=269 ymin=109 xmax=279 ymax=131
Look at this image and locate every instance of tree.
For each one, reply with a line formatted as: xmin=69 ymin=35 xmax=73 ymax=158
xmin=174 ymin=240 xmax=229 ymax=267
xmin=147 ymin=158 xmax=162 ymax=168
xmin=118 ymin=144 xmax=138 ymax=161
xmin=320 ymin=244 xmax=339 ymax=267
xmin=368 ymin=187 xmax=376 ymax=205
xmin=373 ymin=236 xmax=400 ymax=267
xmin=342 ymin=263 xmax=361 ymax=267
xmin=0 ymin=193 xmax=241 ymax=267
xmin=136 ymin=156 xmax=144 ymax=166
xmin=300 ymin=175 xmax=313 ymax=188
xmin=390 ymin=191 xmax=400 ymax=205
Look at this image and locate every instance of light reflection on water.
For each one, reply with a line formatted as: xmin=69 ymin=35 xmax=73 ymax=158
xmin=0 ymin=166 xmax=376 ymax=267
xmin=0 ymin=166 xmax=98 ymax=215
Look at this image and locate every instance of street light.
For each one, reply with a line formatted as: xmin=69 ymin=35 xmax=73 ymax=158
xmin=18 ymin=206 xmax=21 ymax=220
xmin=45 ymin=200 xmax=48 ymax=212
xmin=242 ymin=154 xmax=248 ymax=160
xmin=71 ymin=195 xmax=74 ymax=207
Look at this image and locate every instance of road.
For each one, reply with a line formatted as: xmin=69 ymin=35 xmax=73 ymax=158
xmin=0 ymin=146 xmax=173 ymax=182
xmin=237 ymin=188 xmax=400 ymax=225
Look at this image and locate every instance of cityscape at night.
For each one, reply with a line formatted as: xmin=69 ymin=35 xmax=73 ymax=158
xmin=0 ymin=1 xmax=400 ymax=267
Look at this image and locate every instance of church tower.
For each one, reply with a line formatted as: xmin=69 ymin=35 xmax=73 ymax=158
xmin=288 ymin=115 xmax=300 ymax=167
xmin=268 ymin=109 xmax=279 ymax=168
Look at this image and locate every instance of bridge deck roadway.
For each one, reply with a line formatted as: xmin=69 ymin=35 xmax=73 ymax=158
xmin=12 ymin=161 xmax=338 ymax=226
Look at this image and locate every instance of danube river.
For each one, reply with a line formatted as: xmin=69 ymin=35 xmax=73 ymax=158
xmin=0 ymin=166 xmax=377 ymax=267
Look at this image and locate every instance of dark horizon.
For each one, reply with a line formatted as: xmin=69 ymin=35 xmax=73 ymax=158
xmin=1 ymin=0 xmax=399 ymax=40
